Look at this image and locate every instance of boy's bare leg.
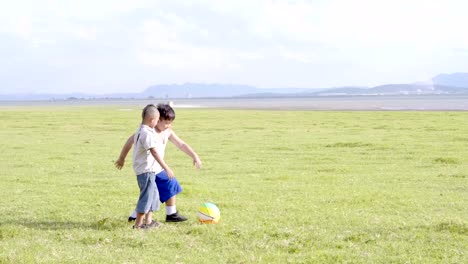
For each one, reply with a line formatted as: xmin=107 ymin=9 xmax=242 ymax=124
xmin=145 ymin=211 xmax=153 ymax=225
xmin=165 ymin=196 xmax=176 ymax=206
xmin=135 ymin=213 xmax=145 ymax=227
xmin=165 ymin=196 xmax=177 ymax=215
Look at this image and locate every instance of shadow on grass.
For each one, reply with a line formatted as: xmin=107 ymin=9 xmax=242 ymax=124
xmin=7 ymin=217 xmax=122 ymax=231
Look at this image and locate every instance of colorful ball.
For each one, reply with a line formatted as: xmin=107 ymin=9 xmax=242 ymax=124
xmin=197 ymin=202 xmax=220 ymax=224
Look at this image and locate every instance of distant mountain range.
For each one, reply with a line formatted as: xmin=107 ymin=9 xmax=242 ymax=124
xmin=1 ymin=72 xmax=468 ymax=100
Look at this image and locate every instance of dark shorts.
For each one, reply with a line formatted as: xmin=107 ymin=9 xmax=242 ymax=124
xmin=156 ymin=170 xmax=182 ymax=203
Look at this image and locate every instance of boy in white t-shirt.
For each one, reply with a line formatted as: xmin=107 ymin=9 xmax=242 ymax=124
xmin=115 ymin=103 xmax=202 ymax=222
xmin=132 ymin=104 xmax=173 ymax=229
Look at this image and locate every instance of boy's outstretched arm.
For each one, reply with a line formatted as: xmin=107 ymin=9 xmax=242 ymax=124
xmin=169 ymin=130 xmax=202 ymax=169
xmin=114 ymin=134 xmax=135 ymax=170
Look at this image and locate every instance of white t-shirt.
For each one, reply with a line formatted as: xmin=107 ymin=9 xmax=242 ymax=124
xmin=149 ymin=129 xmax=170 ymax=173
xmin=132 ymin=124 xmax=159 ymax=175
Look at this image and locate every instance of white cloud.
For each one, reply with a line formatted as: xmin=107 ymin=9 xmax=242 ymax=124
xmin=249 ymin=1 xmax=322 ymax=43
xmin=136 ymin=16 xmax=226 ymax=70
xmin=278 ymin=47 xmax=314 ymax=64
xmin=236 ymin=52 xmax=264 ymax=61
xmin=137 ymin=48 xmax=225 ymax=70
xmin=0 ymin=0 xmax=467 ymax=93
xmin=321 ymin=0 xmax=468 ymax=47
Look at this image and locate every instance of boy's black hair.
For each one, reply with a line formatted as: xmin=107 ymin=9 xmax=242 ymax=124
xmin=157 ymin=103 xmax=176 ymax=121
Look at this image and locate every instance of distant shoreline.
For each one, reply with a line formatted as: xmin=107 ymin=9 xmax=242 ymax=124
xmin=1 ymin=95 xmax=467 ymax=111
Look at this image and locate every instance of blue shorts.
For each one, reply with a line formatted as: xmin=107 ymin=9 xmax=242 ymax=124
xmin=136 ymin=172 xmax=159 ymax=213
xmin=156 ymin=170 xmax=182 ymax=203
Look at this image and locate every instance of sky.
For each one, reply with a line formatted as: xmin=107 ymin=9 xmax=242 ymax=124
xmin=1 ymin=0 xmax=467 ymax=94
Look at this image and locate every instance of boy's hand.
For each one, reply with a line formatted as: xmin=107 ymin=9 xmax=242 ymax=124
xmin=166 ymin=168 xmax=175 ymax=180
xmin=193 ymin=157 xmax=202 ymax=169
xmin=114 ymin=158 xmax=125 ymax=170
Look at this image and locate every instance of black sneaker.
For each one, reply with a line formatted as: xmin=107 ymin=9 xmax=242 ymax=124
xmin=128 ymin=216 xmax=136 ymax=222
xmin=166 ymin=212 xmax=188 ymax=222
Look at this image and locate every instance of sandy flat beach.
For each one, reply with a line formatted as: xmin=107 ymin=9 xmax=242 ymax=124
xmin=1 ymin=95 xmax=467 ymax=111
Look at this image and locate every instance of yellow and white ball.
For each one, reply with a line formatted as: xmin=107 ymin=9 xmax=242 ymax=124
xmin=197 ymin=203 xmax=220 ymax=224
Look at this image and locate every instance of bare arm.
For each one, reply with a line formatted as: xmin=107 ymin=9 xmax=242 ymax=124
xmin=114 ymin=134 xmax=135 ymax=170
xmin=169 ymin=130 xmax=202 ymax=169
xmin=149 ymin=148 xmax=174 ymax=178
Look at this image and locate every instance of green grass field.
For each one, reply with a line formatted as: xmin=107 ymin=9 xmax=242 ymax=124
xmin=0 ymin=106 xmax=467 ymax=263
